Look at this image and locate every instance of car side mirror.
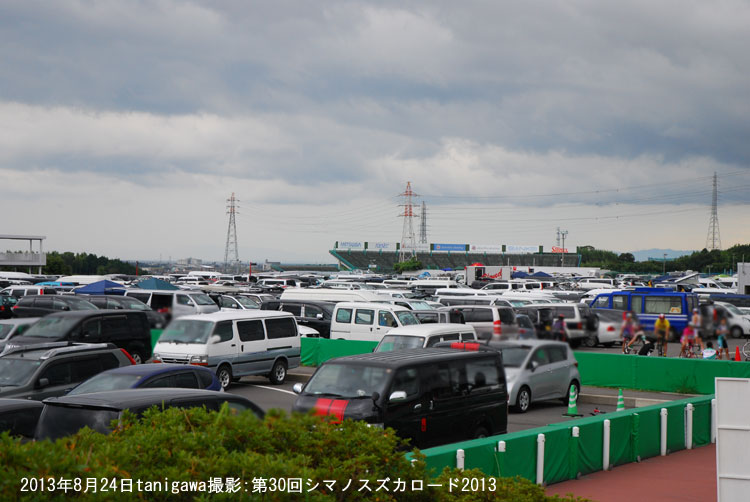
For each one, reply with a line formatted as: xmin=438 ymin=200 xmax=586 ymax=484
xmin=61 ymin=306 xmax=70 ymax=311
xmin=292 ymin=383 xmax=303 ymax=394
xmin=36 ymin=378 xmax=50 ymax=389
xmin=389 ymin=391 xmax=407 ymax=402
xmin=316 ymin=313 xmax=324 ymax=320
xmin=529 ymin=360 xmax=539 ymax=372
xmin=210 ymin=335 xmax=222 ymax=344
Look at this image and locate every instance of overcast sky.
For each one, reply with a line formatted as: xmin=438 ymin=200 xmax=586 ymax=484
xmin=2 ymin=1 xmax=749 ymax=263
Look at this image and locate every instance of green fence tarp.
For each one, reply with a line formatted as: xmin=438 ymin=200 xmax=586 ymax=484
xmin=692 ymin=400 xmax=712 ymax=447
xmin=416 ymin=395 xmax=714 ymax=482
xmin=608 ymin=413 xmax=635 ymax=467
xmin=574 ymin=352 xmax=750 ymax=394
xmin=300 ymin=338 xmax=378 ymax=366
xmin=150 ymin=329 xmax=162 ymax=350
xmin=636 ymin=407 xmax=661 ymax=460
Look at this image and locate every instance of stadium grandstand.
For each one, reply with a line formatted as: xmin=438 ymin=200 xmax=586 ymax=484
xmin=329 ymin=242 xmax=580 ymax=272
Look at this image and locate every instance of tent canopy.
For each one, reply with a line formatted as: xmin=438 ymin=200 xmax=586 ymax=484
xmin=531 ymin=271 xmax=552 ymax=278
xmin=511 ymin=271 xmax=530 ymax=279
xmin=74 ymin=280 xmax=126 ymax=295
xmin=134 ymin=277 xmax=179 ymax=290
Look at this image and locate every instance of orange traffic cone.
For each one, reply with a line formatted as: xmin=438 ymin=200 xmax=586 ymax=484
xmin=735 ymin=346 xmax=741 ymax=362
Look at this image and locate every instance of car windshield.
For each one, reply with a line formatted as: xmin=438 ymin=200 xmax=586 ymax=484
xmin=723 ymin=304 xmax=743 ymax=315
xmin=190 ymin=294 xmax=216 ymax=306
xmin=395 ymin=312 xmax=419 ymax=325
xmin=500 ymin=347 xmax=530 ymax=367
xmin=595 ymin=309 xmax=625 ymax=322
xmin=0 ymin=325 xmax=12 ymax=340
xmin=375 ymin=335 xmax=426 ymax=352
xmin=0 ymin=358 xmax=42 ymax=386
xmin=35 ymin=405 xmax=120 ymax=440
xmin=120 ymin=300 xmax=150 ymax=311
xmin=304 ymin=363 xmax=390 ymax=398
xmin=68 ymin=373 xmax=143 ymax=395
xmin=158 ymin=320 xmax=214 ymax=344
xmin=21 ymin=316 xmax=81 ymax=339
xmin=236 ymin=297 xmax=259 ymax=308
xmin=407 ymin=301 xmax=432 ymax=311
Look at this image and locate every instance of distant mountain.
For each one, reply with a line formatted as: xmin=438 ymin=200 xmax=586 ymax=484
xmin=629 ymin=249 xmax=695 ymax=262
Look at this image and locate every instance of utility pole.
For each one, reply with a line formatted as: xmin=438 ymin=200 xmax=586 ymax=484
xmin=560 ymin=230 xmax=568 ymax=267
xmin=398 ymin=182 xmax=419 ymax=262
xmin=663 ymin=253 xmax=667 ymax=275
xmin=705 ymin=172 xmax=721 ymax=250
xmin=224 ymin=193 xmax=240 ymax=274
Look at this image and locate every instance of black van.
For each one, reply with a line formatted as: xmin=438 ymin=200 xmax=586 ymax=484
xmin=1 ymin=310 xmax=152 ymax=363
xmin=292 ymin=348 xmax=508 ymax=449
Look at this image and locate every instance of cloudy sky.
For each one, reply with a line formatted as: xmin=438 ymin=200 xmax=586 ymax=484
xmin=2 ymin=1 xmax=749 ymax=263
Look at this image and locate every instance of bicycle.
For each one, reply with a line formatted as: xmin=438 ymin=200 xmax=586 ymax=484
xmin=742 ymin=340 xmax=750 ymax=361
xmin=624 ymin=334 xmax=654 ymax=356
xmin=680 ymin=340 xmax=702 ymax=358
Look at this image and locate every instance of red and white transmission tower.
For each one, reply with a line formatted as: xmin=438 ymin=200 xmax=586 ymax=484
xmin=398 ymin=182 xmax=419 ymax=261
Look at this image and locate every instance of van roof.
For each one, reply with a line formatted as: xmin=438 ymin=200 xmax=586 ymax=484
xmin=174 ymin=310 xmax=295 ymax=322
xmin=333 ymin=302 xmax=411 ymax=311
xmin=327 ymin=348 xmax=496 ymax=367
xmin=383 ymin=324 xmax=476 ymax=336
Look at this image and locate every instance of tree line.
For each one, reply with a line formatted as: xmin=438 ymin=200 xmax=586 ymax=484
xmin=579 ymin=243 xmax=750 ymax=275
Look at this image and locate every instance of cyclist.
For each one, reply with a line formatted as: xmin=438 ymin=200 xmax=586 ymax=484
xmin=552 ymin=314 xmax=569 ymax=342
xmin=715 ymin=318 xmax=729 ymax=360
xmin=620 ymin=313 xmax=636 ymax=353
xmin=653 ymin=313 xmax=671 ymax=357
xmin=680 ymin=324 xmax=704 ymax=358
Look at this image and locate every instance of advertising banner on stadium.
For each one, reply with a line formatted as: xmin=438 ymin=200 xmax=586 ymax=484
xmin=469 ymin=244 xmax=504 ymax=253
xmin=368 ymin=242 xmax=398 ymax=251
xmin=414 ymin=244 xmax=430 ymax=253
xmin=433 ymin=243 xmax=468 ymax=252
xmin=545 ymin=246 xmax=577 ymax=253
xmin=505 ymin=245 xmax=540 ymax=254
xmin=336 ymin=241 xmax=364 ymax=250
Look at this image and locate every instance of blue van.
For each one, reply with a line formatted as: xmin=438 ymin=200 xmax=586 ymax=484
xmin=589 ymin=288 xmax=699 ymax=340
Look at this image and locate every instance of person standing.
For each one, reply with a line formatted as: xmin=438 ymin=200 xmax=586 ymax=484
xmin=552 ymin=314 xmax=569 ymax=342
xmin=715 ymin=318 xmax=729 ymax=360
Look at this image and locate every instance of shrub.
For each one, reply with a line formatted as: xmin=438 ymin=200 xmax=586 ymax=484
xmin=0 ymin=407 xmax=586 ymax=501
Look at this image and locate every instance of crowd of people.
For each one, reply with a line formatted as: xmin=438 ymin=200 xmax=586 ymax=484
xmin=618 ymin=307 xmax=732 ymax=359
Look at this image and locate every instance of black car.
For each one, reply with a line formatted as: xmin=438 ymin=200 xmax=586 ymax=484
xmin=0 ymin=295 xmax=17 ymax=319
xmin=293 ymin=348 xmax=508 ymax=449
xmin=0 ymin=342 xmax=135 ymax=400
xmin=278 ymin=301 xmax=335 ymax=338
xmin=3 ymin=310 xmax=153 ymax=363
xmin=12 ymin=295 xmax=97 ymax=318
xmin=35 ymin=388 xmax=264 ymax=441
xmin=0 ymin=399 xmax=44 ymax=439
xmin=83 ymin=295 xmax=167 ymax=329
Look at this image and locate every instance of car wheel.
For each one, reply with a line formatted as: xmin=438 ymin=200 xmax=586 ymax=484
xmin=127 ymin=346 xmax=145 ymax=364
xmin=583 ymin=335 xmax=597 ymax=348
xmin=472 ymin=425 xmax=490 ymax=439
xmin=514 ymin=386 xmax=531 ymax=413
xmin=269 ymin=359 xmax=287 ymax=385
xmin=217 ymin=365 xmax=233 ymax=390
xmin=562 ymin=380 xmax=580 ymax=405
xmin=731 ymin=326 xmax=743 ymax=339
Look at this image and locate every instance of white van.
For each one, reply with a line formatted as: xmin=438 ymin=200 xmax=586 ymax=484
xmin=152 ymin=310 xmax=300 ymax=389
xmin=330 ymin=302 xmax=420 ymax=341
xmin=1 ymin=285 xmax=59 ymax=298
xmin=373 ymin=324 xmax=478 ymax=352
xmin=124 ymin=289 xmax=219 ymax=319
xmin=280 ymin=288 xmax=392 ymax=303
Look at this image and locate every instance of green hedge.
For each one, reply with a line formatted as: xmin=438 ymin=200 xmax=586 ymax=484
xmin=1 ymin=407 xmax=585 ymax=501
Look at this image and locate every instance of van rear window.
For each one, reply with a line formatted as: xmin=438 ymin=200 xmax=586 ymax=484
xmin=265 ymin=317 xmax=297 ymax=339
xmin=645 ymin=296 xmax=683 ymax=314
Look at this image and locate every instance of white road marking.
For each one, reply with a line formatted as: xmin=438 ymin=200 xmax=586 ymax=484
xmin=252 ymin=385 xmax=298 ymax=396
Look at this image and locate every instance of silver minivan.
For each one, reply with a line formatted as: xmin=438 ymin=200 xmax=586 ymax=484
xmin=124 ymin=289 xmax=219 ymax=319
xmin=373 ymin=324 xmax=478 ymax=352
